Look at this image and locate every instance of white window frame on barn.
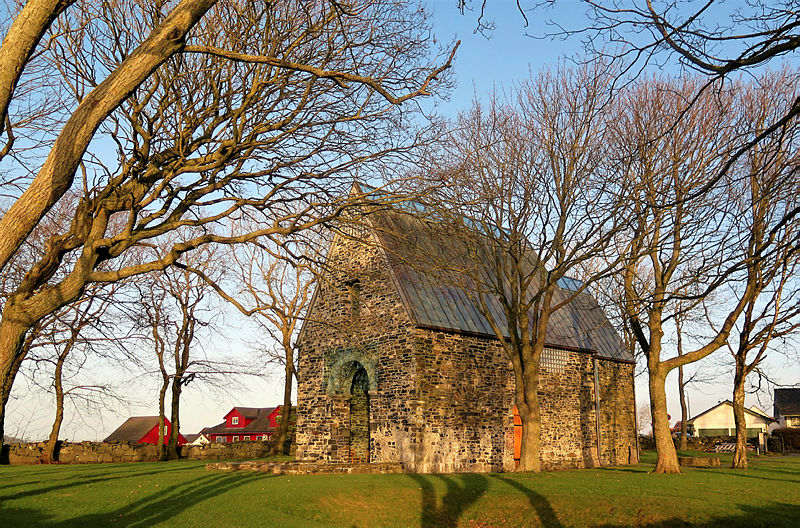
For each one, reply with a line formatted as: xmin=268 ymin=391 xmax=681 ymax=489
xmin=244 ymin=436 xmax=250 ymax=440
xmin=232 ymin=416 xmax=239 ymax=425
xmin=216 ymin=436 xmax=224 ymax=442
xmin=233 ymin=436 xmax=239 ymax=441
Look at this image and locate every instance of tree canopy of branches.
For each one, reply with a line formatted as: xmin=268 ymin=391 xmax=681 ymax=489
xmin=0 ymin=0 xmax=454 ymax=456
xmin=717 ymin=72 xmax=800 ymax=469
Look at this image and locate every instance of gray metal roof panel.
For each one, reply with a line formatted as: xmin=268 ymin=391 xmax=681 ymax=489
xmin=369 ymin=209 xmax=632 ymax=363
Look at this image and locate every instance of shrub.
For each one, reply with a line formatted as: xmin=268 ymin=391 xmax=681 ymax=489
xmin=771 ymin=428 xmax=800 ymax=451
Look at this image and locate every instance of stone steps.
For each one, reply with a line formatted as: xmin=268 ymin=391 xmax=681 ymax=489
xmin=206 ymin=460 xmax=405 ymax=475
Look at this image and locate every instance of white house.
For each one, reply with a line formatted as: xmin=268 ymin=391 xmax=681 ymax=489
xmin=183 ymin=433 xmax=211 ymax=445
xmin=686 ymin=401 xmax=774 ymax=438
xmin=773 ymin=388 xmax=800 ymax=429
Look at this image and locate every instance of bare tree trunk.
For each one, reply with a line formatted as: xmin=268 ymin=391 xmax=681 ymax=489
xmin=650 ymin=367 xmax=681 ymax=473
xmin=731 ymin=368 xmax=749 ymax=469
xmin=0 ymin=0 xmax=218 ymax=271
xmin=676 ymin=325 xmax=688 ymax=451
xmin=270 ymin=340 xmax=295 ymax=456
xmin=157 ymin=375 xmax=169 ymax=461
xmin=42 ymin=342 xmax=73 ymax=464
xmin=167 ymin=374 xmax=183 ymax=460
xmin=515 ymin=353 xmax=542 ymax=473
xmin=677 ymin=364 xmax=688 ymax=451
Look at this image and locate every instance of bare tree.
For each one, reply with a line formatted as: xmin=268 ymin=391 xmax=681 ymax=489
xmin=225 ymin=240 xmax=316 ymax=455
xmin=0 ymin=0 xmax=455 ymax=455
xmin=718 ymin=75 xmax=800 ymax=469
xmin=609 ymin=75 xmax=786 ymax=473
xmin=420 ymin=64 xmax=630 ymax=472
xmin=637 ymin=402 xmax=652 ymax=436
xmin=132 ymin=242 xmax=224 ymax=460
xmin=25 ymin=282 xmax=127 ymax=463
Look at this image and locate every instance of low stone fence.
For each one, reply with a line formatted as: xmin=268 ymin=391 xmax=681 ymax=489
xmin=4 ymin=440 xmax=276 ymax=465
xmin=183 ymin=441 xmax=275 ymax=461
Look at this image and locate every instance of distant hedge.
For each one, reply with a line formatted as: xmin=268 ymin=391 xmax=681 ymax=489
xmin=771 ymin=428 xmax=800 ymax=451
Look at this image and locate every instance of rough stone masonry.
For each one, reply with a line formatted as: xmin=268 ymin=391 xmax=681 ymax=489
xmin=295 ymin=208 xmax=637 ymax=473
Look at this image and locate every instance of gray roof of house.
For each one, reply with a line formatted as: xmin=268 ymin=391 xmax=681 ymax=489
xmin=103 ymin=416 xmax=160 ymax=442
xmin=368 ymin=208 xmax=633 ymax=363
xmin=774 ymin=388 xmax=800 ymax=416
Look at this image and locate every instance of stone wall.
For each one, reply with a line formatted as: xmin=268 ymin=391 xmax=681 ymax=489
xmin=407 ymin=328 xmax=515 ymax=473
xmin=4 ymin=440 xmax=276 ymax=465
xmin=597 ymin=360 xmax=639 ymax=465
xmin=296 ymin=226 xmax=638 ymax=473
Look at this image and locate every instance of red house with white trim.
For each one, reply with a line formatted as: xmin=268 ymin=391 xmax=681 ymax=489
xmin=103 ymin=416 xmax=187 ymax=445
xmin=200 ymin=406 xmax=282 ymax=443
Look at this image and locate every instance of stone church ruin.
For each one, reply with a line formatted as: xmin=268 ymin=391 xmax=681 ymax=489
xmin=295 ymin=199 xmax=637 ymax=473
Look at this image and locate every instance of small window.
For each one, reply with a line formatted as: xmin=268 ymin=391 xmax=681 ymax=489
xmin=216 ymin=436 xmax=224 ymax=442
xmin=232 ymin=416 xmax=239 ymax=425
xmin=256 ymin=436 xmax=262 ymax=441
xmin=233 ymin=436 xmax=239 ymax=442
xmin=243 ymin=436 xmax=250 ymax=441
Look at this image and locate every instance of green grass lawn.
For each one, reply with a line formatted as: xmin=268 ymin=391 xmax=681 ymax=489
xmin=1 ymin=451 xmax=799 ymax=527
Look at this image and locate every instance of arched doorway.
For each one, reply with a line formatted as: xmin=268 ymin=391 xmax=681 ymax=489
xmin=349 ymin=363 xmax=370 ymax=463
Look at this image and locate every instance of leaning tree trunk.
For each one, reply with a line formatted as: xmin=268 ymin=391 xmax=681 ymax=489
xmin=42 ymin=354 xmax=66 ymax=463
xmin=650 ymin=366 xmax=681 ymax=473
xmin=167 ymin=375 xmax=183 ymax=460
xmin=0 ymin=317 xmax=32 ymax=463
xmin=43 ymin=337 xmax=76 ymax=464
xmin=270 ymin=341 xmax=295 ymax=456
xmin=731 ymin=369 xmax=749 ymax=469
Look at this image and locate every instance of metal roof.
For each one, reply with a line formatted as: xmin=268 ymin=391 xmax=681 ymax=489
xmin=368 ymin=208 xmax=633 ymax=363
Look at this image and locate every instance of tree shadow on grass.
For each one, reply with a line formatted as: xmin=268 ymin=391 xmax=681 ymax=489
xmin=407 ymin=473 xmax=488 ymax=528
xmin=491 ymin=475 xmax=564 ymax=528
xmin=57 ymin=471 xmax=266 ymax=527
xmin=0 ymin=506 xmax=59 ymax=527
xmin=0 ymin=464 xmax=198 ymax=502
xmin=593 ymin=501 xmax=800 ymax=528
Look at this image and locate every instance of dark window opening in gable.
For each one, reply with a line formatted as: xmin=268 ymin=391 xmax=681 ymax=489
xmin=345 ymin=278 xmax=361 ymax=323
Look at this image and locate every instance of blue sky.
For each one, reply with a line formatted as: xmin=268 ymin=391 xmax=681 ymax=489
xmin=430 ymin=0 xmax=583 ymax=118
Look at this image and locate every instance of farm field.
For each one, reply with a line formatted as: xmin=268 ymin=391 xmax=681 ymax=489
xmin=1 ymin=451 xmax=798 ymax=527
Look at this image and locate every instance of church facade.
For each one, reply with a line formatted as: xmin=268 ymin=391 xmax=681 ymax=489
xmin=294 ymin=209 xmax=638 ymax=473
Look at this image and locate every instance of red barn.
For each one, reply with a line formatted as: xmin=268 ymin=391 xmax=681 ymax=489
xmin=103 ymin=416 xmax=187 ymax=445
xmin=200 ymin=406 xmax=282 ymax=442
